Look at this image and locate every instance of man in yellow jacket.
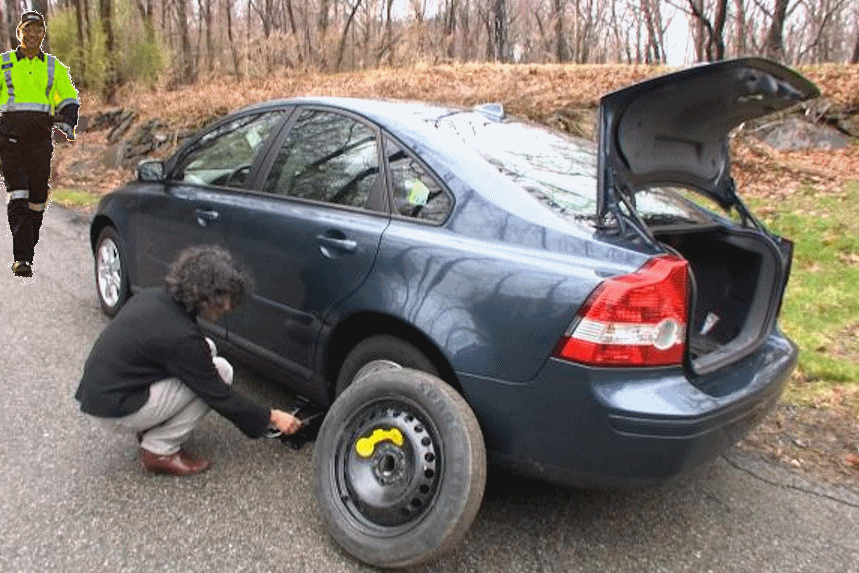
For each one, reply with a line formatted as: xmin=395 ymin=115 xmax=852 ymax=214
xmin=0 ymin=11 xmax=79 ymax=277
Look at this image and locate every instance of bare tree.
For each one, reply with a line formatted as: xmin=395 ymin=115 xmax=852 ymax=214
xmin=763 ymin=0 xmax=789 ymax=60
xmin=492 ymin=0 xmax=507 ymax=61
xmin=175 ymin=0 xmax=193 ymax=81
xmin=552 ymin=0 xmax=569 ymax=61
xmin=853 ymin=27 xmax=859 ymax=63
xmin=225 ymin=0 xmax=241 ymax=74
xmin=335 ymin=0 xmax=363 ymax=70
xmin=686 ymin=0 xmax=728 ymax=61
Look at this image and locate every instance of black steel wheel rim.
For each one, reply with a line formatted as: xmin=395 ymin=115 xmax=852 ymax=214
xmin=333 ymin=398 xmax=442 ymax=534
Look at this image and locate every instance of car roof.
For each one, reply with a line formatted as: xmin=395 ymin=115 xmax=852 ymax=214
xmin=236 ymin=96 xmax=458 ymax=130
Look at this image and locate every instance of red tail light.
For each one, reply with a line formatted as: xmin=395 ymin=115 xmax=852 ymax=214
xmin=553 ymin=255 xmax=689 ymax=366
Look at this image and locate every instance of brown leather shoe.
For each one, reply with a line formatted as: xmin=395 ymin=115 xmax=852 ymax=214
xmin=141 ymin=448 xmax=211 ymax=476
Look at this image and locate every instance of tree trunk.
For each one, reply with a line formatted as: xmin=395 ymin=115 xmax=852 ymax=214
xmin=204 ymin=0 xmax=213 ymax=71
xmin=99 ymin=0 xmax=114 ymax=54
xmin=135 ymin=0 xmax=155 ymax=42
xmin=443 ymin=0 xmax=457 ymax=60
xmin=225 ymin=0 xmax=241 ymax=75
xmin=176 ymin=0 xmax=193 ymax=82
xmin=687 ymin=0 xmax=718 ymax=61
xmin=734 ymin=0 xmax=746 ymax=55
xmin=711 ymin=0 xmax=727 ymax=60
xmin=99 ymin=0 xmax=118 ymax=99
xmin=284 ymin=0 xmax=301 ymax=64
xmin=553 ymin=0 xmax=568 ymax=62
xmin=5 ymin=0 xmax=17 ymax=50
xmin=381 ymin=0 xmax=394 ymax=64
xmin=852 ymin=28 xmax=859 ymax=64
xmin=73 ymin=0 xmax=86 ymax=79
xmin=493 ymin=0 xmax=506 ymax=62
xmin=33 ymin=0 xmax=49 ymax=52
xmin=335 ymin=0 xmax=362 ymax=71
xmin=763 ymin=0 xmax=789 ymax=61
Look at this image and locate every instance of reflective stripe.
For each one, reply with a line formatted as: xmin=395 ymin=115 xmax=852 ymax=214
xmin=7 ymin=190 xmax=28 ymax=201
xmin=2 ymin=53 xmax=13 ymax=105
xmin=56 ymin=97 xmax=79 ymax=110
xmin=45 ymin=56 xmax=55 ymax=100
xmin=0 ymin=102 xmax=50 ymax=112
xmin=28 ymin=202 xmax=46 ymax=212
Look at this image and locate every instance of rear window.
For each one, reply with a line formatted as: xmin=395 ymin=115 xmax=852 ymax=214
xmin=431 ymin=113 xmax=597 ymax=220
xmin=430 ymin=112 xmax=716 ymax=227
xmin=633 ymin=187 xmax=718 ymax=226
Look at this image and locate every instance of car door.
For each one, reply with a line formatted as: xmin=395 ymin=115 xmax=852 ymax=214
xmin=132 ymin=109 xmax=287 ymax=291
xmin=224 ymin=107 xmax=390 ymax=389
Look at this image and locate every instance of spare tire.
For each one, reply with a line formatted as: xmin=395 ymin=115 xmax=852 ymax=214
xmin=313 ymin=368 xmax=486 ymax=569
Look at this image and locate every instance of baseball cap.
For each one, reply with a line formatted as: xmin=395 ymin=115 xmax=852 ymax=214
xmin=20 ymin=11 xmax=45 ymax=26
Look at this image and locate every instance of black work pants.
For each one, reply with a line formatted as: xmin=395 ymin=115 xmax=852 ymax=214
xmin=0 ymin=136 xmax=53 ymax=263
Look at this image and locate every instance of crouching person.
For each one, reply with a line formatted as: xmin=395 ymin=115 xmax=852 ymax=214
xmin=75 ymin=245 xmax=301 ymax=476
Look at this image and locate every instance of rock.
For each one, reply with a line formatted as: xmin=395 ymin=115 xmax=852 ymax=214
xmin=107 ymin=110 xmax=137 ymax=143
xmin=102 ymin=142 xmax=129 ymax=168
xmin=753 ymin=116 xmax=853 ymax=151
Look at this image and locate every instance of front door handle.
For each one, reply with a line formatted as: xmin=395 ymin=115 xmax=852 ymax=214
xmin=195 ymin=209 xmax=219 ymax=227
xmin=316 ymin=232 xmax=358 ymax=256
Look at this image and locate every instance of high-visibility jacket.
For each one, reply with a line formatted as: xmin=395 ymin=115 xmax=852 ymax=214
xmin=0 ymin=48 xmax=79 ymax=131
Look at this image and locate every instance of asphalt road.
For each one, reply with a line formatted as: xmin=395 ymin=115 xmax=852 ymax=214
xmin=1 ymin=205 xmax=858 ymax=573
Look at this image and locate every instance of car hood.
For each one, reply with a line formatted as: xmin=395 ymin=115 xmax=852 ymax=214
xmin=597 ymin=58 xmax=820 ymax=219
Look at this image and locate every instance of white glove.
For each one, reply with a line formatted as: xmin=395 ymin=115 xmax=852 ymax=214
xmin=55 ymin=122 xmax=75 ymax=141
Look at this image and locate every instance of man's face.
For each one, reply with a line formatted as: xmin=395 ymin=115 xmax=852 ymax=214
xmin=20 ymin=22 xmax=45 ymax=50
xmin=200 ymin=295 xmax=233 ymax=323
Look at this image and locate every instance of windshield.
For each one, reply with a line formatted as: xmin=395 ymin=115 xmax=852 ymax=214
xmin=429 ymin=112 xmax=716 ymax=227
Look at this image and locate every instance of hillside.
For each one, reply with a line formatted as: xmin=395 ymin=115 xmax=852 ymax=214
xmin=53 ymin=62 xmax=859 ymax=201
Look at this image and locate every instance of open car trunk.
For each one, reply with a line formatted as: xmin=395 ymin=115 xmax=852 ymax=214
xmin=595 ymin=58 xmax=816 ymax=378
xmin=653 ymin=222 xmax=792 ymax=377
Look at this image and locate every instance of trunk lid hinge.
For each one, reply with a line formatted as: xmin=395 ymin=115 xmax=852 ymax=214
xmin=725 ymin=177 xmax=771 ymax=236
xmin=598 ymin=171 xmax=657 ymax=246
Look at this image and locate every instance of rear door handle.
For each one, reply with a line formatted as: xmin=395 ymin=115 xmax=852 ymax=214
xmin=315 ymin=233 xmax=357 ymax=255
xmin=195 ymin=209 xmax=219 ymax=226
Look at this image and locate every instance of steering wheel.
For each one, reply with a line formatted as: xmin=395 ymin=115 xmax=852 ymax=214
xmin=223 ymin=164 xmax=253 ymax=187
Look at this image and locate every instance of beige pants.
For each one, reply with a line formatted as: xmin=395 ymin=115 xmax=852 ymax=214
xmin=101 ymin=338 xmax=232 ymax=455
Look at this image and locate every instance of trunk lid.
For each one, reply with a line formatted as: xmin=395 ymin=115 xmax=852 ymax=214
xmin=597 ymin=58 xmax=819 ymax=220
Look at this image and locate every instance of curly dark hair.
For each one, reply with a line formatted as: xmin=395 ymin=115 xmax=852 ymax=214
xmin=165 ymin=245 xmax=254 ymax=315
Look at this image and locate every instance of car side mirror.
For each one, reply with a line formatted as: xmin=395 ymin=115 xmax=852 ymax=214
xmin=137 ymin=159 xmax=165 ymax=182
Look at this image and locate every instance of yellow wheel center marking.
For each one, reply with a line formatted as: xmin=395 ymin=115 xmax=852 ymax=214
xmin=355 ymin=427 xmax=404 ymax=458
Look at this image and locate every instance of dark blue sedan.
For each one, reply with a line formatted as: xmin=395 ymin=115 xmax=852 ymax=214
xmin=90 ymin=58 xmax=817 ymax=568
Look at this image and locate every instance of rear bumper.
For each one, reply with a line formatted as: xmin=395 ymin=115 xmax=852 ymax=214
xmin=457 ymin=331 xmax=797 ymax=488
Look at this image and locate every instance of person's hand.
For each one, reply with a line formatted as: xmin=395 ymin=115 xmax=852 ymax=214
xmin=270 ymin=409 xmax=302 ymax=435
xmin=55 ymin=122 xmax=75 ymax=141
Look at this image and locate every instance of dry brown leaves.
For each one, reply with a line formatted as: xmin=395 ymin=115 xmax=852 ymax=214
xmin=58 ymin=63 xmax=859 ymax=203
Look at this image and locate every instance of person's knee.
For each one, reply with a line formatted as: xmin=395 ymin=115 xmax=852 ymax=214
xmin=213 ymin=356 xmax=233 ymax=385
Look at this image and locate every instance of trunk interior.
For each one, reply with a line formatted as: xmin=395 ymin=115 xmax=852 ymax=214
xmin=653 ymin=224 xmax=786 ymax=377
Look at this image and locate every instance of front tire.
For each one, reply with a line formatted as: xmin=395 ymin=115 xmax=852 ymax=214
xmin=314 ymin=368 xmax=486 ymax=569
xmin=94 ymin=226 xmax=130 ymax=317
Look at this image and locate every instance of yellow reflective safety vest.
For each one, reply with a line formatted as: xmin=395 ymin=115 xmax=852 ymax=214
xmin=0 ymin=49 xmax=78 ymax=116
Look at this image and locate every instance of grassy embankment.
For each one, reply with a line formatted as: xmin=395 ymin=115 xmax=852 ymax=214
xmin=751 ymin=183 xmax=859 ymax=409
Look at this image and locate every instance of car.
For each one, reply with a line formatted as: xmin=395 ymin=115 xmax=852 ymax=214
xmin=90 ymin=57 xmax=818 ymax=568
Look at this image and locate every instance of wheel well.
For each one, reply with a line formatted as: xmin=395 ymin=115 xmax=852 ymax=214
xmin=90 ymin=215 xmax=113 ymax=251
xmin=325 ymin=313 xmax=461 ymax=400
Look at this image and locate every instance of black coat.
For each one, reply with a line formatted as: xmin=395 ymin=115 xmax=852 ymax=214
xmin=75 ymin=288 xmax=270 ymax=438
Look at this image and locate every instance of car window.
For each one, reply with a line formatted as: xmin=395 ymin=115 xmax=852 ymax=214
xmin=384 ymin=136 xmax=452 ymax=224
xmin=634 ymin=187 xmax=722 ymax=226
xmin=431 ymin=113 xmax=597 ymax=221
xmin=176 ymin=111 xmax=284 ymax=188
xmin=263 ymin=109 xmax=380 ymax=209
